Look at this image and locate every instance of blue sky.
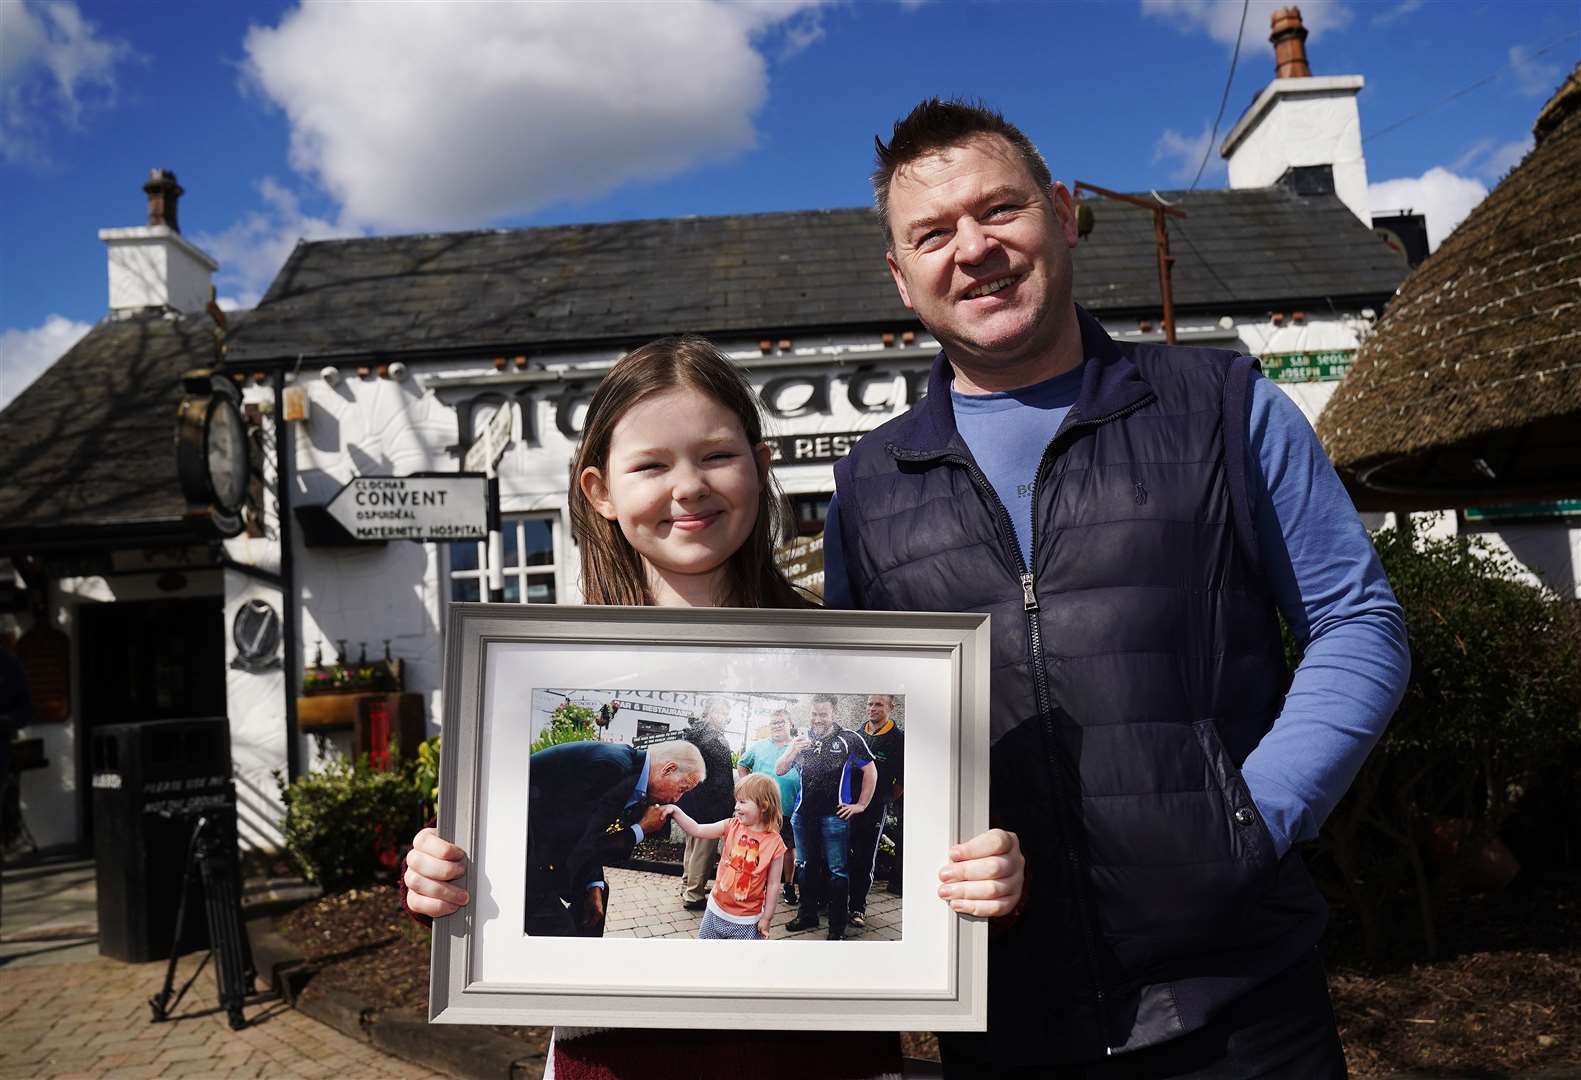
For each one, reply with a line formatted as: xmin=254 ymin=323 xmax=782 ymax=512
xmin=2 ymin=0 xmax=1576 ymax=408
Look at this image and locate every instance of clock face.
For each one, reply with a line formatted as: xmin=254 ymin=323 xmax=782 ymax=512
xmin=207 ymin=397 xmax=248 ymax=512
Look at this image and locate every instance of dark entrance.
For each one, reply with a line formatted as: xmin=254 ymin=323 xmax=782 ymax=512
xmin=76 ymin=597 xmax=226 ymax=843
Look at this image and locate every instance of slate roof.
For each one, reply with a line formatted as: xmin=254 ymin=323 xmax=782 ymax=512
xmin=0 ymin=311 xmax=224 ymax=544
xmin=226 ymin=187 xmax=1405 ymax=364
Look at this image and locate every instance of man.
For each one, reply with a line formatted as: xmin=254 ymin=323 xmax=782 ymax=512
xmin=0 ymin=643 xmax=32 ymax=927
xmin=847 ymin=693 xmax=904 ymax=926
xmin=824 ymin=100 xmax=1409 ymax=1076
xmin=777 ymin=694 xmax=878 ymax=941
xmin=524 ymin=738 xmax=704 ymax=937
xmin=677 ymin=698 xmax=735 ymax=910
xmin=738 ymin=708 xmax=802 ymax=904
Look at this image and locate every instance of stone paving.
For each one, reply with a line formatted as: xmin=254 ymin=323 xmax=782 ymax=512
xmin=0 ymin=857 xmax=445 ymax=1080
xmin=602 ymin=865 xmax=903 ymax=941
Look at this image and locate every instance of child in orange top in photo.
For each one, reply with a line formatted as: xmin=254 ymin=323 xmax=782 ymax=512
xmin=665 ymin=772 xmax=786 ymax=939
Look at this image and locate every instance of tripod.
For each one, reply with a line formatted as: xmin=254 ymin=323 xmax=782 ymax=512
xmin=148 ymin=810 xmax=258 ymax=1030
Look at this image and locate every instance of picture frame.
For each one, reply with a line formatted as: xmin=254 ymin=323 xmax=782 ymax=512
xmin=429 ymin=602 xmax=991 ymax=1031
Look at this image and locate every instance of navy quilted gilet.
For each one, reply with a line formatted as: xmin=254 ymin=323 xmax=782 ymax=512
xmin=831 ymin=308 xmax=1327 ymax=1065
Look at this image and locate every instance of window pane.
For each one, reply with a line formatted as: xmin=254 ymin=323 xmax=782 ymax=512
xmin=503 ymin=521 xmax=520 ymax=567
xmin=523 ymin=519 xmax=554 ymax=566
xmin=450 ymin=540 xmax=480 ymax=573
xmin=503 ymin=576 xmax=521 ymax=603
xmin=451 ymin=577 xmax=481 ymax=603
xmin=526 ymin=576 xmax=556 ymax=603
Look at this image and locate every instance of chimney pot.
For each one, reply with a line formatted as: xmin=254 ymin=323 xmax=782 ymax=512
xmin=143 ymin=168 xmax=184 ymax=232
xmin=1270 ymin=6 xmax=1312 ymax=79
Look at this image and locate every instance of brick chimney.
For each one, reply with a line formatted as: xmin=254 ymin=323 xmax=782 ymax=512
xmin=1270 ymin=7 xmax=1312 ymax=79
xmin=143 ymin=168 xmax=183 ymax=232
xmin=1219 ymin=5 xmax=1370 ymax=223
xmin=99 ymin=169 xmax=218 ymax=316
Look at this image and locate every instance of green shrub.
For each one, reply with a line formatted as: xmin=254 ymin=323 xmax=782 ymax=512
xmin=412 ymin=735 xmax=441 ymax=821
xmin=1305 ymin=517 xmax=1581 ymax=960
xmin=275 ymin=752 xmax=428 ymax=891
xmin=530 ymin=701 xmax=598 ymax=753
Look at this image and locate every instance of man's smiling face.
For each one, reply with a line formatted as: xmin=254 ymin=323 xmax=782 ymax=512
xmin=883 ymin=133 xmax=1080 ymax=393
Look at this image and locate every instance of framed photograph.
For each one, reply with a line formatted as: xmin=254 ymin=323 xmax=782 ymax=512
xmin=429 ymin=603 xmax=991 ymax=1031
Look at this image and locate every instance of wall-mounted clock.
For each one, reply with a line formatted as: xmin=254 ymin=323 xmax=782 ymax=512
xmin=176 ymin=370 xmax=251 ymax=536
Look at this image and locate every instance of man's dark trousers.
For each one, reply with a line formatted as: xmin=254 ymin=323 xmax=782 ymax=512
xmin=938 ymin=949 xmax=1345 ymax=1079
xmin=847 ymin=798 xmax=890 ymax=915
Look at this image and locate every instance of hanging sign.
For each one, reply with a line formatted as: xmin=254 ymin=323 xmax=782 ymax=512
xmin=324 ymin=474 xmax=487 ymax=542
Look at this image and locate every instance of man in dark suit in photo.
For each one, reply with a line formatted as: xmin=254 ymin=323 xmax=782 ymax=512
xmin=525 ymin=738 xmax=706 ymax=937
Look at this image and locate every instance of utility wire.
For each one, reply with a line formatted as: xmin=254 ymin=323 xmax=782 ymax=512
xmin=1364 ymin=30 xmax=1580 ymax=144
xmin=1188 ymin=0 xmax=1251 ymax=193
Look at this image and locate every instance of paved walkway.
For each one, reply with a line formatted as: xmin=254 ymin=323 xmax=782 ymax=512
xmin=0 ymin=856 xmax=445 ymax=1080
xmin=603 ymin=865 xmax=903 ymax=940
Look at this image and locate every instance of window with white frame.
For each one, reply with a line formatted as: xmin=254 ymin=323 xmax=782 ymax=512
xmin=448 ymin=514 xmax=561 ymax=603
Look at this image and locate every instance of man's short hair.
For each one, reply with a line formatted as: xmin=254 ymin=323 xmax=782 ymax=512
xmin=872 ymin=98 xmax=1053 ymax=247
xmin=650 ymin=738 xmax=706 ymax=780
xmin=811 ymin=694 xmax=839 ymax=711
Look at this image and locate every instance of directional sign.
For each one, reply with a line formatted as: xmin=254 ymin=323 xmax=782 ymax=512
xmin=325 ymin=474 xmax=487 ymax=542
xmin=464 ymin=403 xmax=514 ymax=474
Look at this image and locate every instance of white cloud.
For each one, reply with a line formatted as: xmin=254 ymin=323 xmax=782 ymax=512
xmin=1509 ymin=45 xmax=1562 ymax=98
xmin=193 ymin=178 xmax=357 ymax=311
xmin=0 ymin=315 xmax=92 ymax=411
xmin=1368 ymin=167 xmax=1488 ymax=252
xmin=0 ymin=0 xmax=132 ymax=166
xmin=1141 ymin=0 xmax=1352 ymax=47
xmin=1370 ymin=0 xmax=1424 ymax=27
xmin=241 ymin=1 xmax=827 ymax=231
xmin=1451 ymin=136 xmax=1532 ymax=184
xmin=1153 ymin=122 xmax=1228 ymax=184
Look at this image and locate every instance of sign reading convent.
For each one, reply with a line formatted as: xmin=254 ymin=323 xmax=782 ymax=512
xmin=325 ymin=474 xmax=487 ymax=542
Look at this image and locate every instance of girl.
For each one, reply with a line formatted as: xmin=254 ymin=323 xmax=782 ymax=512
xmin=401 ymin=336 xmax=908 ymax=1080
xmin=666 ymin=772 xmax=786 ymax=940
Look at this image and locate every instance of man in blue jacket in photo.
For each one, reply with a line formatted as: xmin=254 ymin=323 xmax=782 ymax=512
xmin=824 ymin=99 xmax=1410 ymax=1078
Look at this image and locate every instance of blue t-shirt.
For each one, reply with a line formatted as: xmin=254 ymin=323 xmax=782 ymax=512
xmin=738 ymin=736 xmax=800 ymax=822
xmin=824 ymin=368 xmax=1409 ymax=857
xmin=951 ymin=366 xmax=1083 ymax=567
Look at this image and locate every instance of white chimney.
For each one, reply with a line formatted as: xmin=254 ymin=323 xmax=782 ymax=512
xmin=1219 ymin=7 xmax=1370 ymax=224
xmin=98 ymin=169 xmax=219 ymax=316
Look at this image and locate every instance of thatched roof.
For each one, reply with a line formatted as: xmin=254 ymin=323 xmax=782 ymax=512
xmin=1317 ymin=63 xmax=1581 ymax=510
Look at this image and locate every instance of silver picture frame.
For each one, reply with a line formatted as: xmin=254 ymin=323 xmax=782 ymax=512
xmin=429 ymin=602 xmax=991 ymax=1031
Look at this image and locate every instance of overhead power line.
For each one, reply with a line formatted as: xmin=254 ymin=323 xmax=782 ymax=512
xmin=1188 ymin=0 xmax=1251 ymax=193
xmin=1364 ymin=30 xmax=1580 ymax=144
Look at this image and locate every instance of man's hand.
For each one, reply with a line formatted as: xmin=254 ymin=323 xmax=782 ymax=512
xmin=788 ymin=733 xmax=812 ymax=755
xmin=938 ymin=828 xmax=1024 ymax=918
xmin=581 ymin=884 xmax=606 ymax=931
xmin=637 ymin=802 xmax=669 ymax=835
xmin=404 ymin=827 xmax=470 ymax=918
xmin=836 ymin=801 xmax=868 ymax=821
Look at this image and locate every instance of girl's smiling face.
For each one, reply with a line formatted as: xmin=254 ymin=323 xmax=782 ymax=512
xmin=733 ymin=795 xmax=763 ymax=828
xmin=579 ymin=386 xmax=770 ymax=607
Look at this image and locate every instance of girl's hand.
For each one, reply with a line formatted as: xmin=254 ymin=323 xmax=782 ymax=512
xmin=660 ymin=803 xmax=679 ymax=818
xmin=405 ymin=827 xmax=470 ymax=918
xmin=938 ymin=828 xmax=1023 ymax=918
xmin=757 ymin=914 xmax=773 ymax=939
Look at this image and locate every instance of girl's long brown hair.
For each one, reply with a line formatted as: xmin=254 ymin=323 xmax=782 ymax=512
xmin=568 ymin=336 xmax=808 ymax=610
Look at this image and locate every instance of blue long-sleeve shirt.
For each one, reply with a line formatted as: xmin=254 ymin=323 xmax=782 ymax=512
xmin=823 ymin=369 xmax=1409 ymax=856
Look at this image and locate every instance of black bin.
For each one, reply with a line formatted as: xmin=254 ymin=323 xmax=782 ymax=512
xmin=91 ymin=717 xmax=235 ymax=963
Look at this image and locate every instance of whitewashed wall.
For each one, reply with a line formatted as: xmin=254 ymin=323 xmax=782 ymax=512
xmin=1223 ymin=77 xmax=1370 ymax=224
